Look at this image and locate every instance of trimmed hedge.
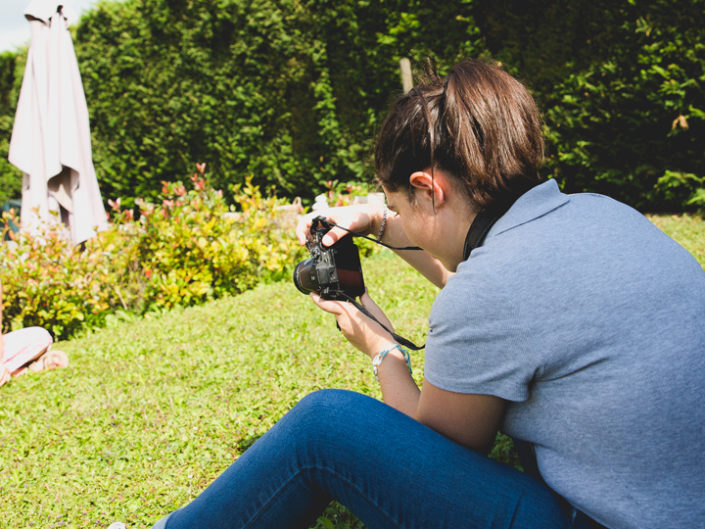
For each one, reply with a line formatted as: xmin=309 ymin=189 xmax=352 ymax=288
xmin=67 ymin=0 xmax=483 ymax=206
xmin=0 ymin=51 xmax=24 ymax=205
xmin=483 ymin=0 xmax=705 ymax=211
xmin=0 ymin=0 xmax=703 ymax=210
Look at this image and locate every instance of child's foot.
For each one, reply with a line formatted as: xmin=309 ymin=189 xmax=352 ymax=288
xmin=0 ymin=364 xmax=10 ymax=387
xmin=27 ymin=349 xmax=69 ymax=373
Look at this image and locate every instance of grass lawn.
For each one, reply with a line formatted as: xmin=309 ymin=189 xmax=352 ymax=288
xmin=1 ymin=213 xmax=703 ymax=529
xmin=646 ymin=213 xmax=705 ymax=264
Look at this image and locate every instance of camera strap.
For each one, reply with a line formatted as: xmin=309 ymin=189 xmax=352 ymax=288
xmin=318 ymin=202 xmax=513 ymax=352
xmin=462 ymin=207 xmax=503 ymax=260
xmin=319 ymin=219 xmax=425 ymax=349
xmin=321 ymin=219 xmax=423 ymax=252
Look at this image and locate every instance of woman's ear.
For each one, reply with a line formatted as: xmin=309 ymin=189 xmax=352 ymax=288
xmin=409 ymin=170 xmax=447 ymax=206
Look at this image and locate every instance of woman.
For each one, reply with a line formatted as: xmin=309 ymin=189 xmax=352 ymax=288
xmin=145 ymin=59 xmax=705 ymax=529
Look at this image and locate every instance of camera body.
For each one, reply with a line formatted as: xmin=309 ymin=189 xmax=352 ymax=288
xmin=293 ymin=217 xmax=365 ymax=300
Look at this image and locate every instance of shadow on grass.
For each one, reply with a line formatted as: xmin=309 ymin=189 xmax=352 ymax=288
xmin=236 ymin=433 xmax=263 ymax=454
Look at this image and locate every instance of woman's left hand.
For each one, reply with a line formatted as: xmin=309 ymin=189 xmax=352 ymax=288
xmin=310 ymin=291 xmax=396 ymax=358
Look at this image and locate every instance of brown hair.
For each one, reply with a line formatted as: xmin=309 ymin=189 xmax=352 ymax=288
xmin=375 ymin=59 xmax=545 ymax=210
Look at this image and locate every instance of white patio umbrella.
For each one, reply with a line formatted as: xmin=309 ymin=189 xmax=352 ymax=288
xmin=8 ymin=0 xmax=107 ymax=245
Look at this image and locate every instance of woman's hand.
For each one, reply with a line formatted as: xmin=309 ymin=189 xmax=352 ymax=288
xmin=295 ymin=203 xmax=385 ymax=247
xmin=310 ymin=291 xmax=396 ymax=358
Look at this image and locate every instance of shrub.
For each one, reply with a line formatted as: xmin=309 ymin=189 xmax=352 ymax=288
xmin=67 ymin=0 xmax=485 ymax=205
xmin=4 ymin=1 xmax=704 ymax=211
xmin=0 ymin=166 xmax=307 ymax=340
xmin=0 ymin=213 xmax=118 ymax=339
xmin=115 ymin=167 xmax=307 ymax=312
xmin=0 ymin=51 xmax=24 ymax=205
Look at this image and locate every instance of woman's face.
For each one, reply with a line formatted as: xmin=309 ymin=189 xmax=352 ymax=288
xmin=384 ymin=187 xmax=439 ymax=256
xmin=383 ymin=173 xmax=476 ymax=272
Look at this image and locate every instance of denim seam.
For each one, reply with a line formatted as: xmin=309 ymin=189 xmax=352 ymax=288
xmin=241 ymin=464 xmax=404 ymax=529
xmin=504 ymin=490 xmax=523 ymax=529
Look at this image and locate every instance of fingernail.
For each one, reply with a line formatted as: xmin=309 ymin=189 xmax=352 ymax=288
xmin=322 ymin=235 xmax=333 ymax=246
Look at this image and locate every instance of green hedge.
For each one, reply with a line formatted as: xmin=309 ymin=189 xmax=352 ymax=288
xmin=482 ymin=0 xmax=705 ymax=211
xmin=0 ymin=0 xmax=703 ymax=210
xmin=67 ymin=0 xmax=484 ymax=206
xmin=0 ymin=51 xmax=23 ymax=205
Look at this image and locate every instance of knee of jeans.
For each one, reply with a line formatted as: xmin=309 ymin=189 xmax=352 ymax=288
xmin=285 ymin=389 xmax=371 ymax=443
xmin=293 ymin=389 xmax=365 ymax=419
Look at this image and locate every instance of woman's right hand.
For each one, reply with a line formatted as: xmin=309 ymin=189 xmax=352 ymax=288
xmin=310 ymin=290 xmax=395 ymax=359
xmin=295 ymin=202 xmax=385 ymax=248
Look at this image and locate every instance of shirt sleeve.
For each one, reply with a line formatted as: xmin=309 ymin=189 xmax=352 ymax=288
xmin=424 ymin=253 xmax=536 ymax=402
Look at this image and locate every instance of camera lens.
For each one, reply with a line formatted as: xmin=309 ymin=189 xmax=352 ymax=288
xmin=293 ymin=257 xmax=319 ymax=294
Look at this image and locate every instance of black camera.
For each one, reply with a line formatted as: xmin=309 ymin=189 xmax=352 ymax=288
xmin=293 ymin=216 xmax=365 ymax=300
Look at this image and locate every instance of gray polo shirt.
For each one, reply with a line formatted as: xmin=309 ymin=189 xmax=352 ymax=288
xmin=425 ymin=179 xmax=705 ymax=529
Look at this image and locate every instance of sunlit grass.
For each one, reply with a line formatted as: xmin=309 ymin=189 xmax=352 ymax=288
xmin=647 ymin=212 xmax=705 ymax=266
xmin=0 ymin=212 xmax=702 ymax=528
xmin=0 ymin=252 xmax=434 ymax=529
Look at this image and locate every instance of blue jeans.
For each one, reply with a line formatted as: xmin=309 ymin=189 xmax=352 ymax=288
xmin=153 ymin=389 xmax=594 ymax=529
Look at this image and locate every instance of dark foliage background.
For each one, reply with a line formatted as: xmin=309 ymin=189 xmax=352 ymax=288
xmin=476 ymin=0 xmax=705 ymax=210
xmin=0 ymin=0 xmax=703 ymax=211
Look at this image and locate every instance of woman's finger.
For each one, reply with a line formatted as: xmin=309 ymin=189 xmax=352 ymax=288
xmin=295 ymin=204 xmax=376 ymax=247
xmin=296 ymin=212 xmax=343 ymax=247
xmin=320 ymin=227 xmax=350 ymax=247
xmin=310 ymin=293 xmax=346 ymax=315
